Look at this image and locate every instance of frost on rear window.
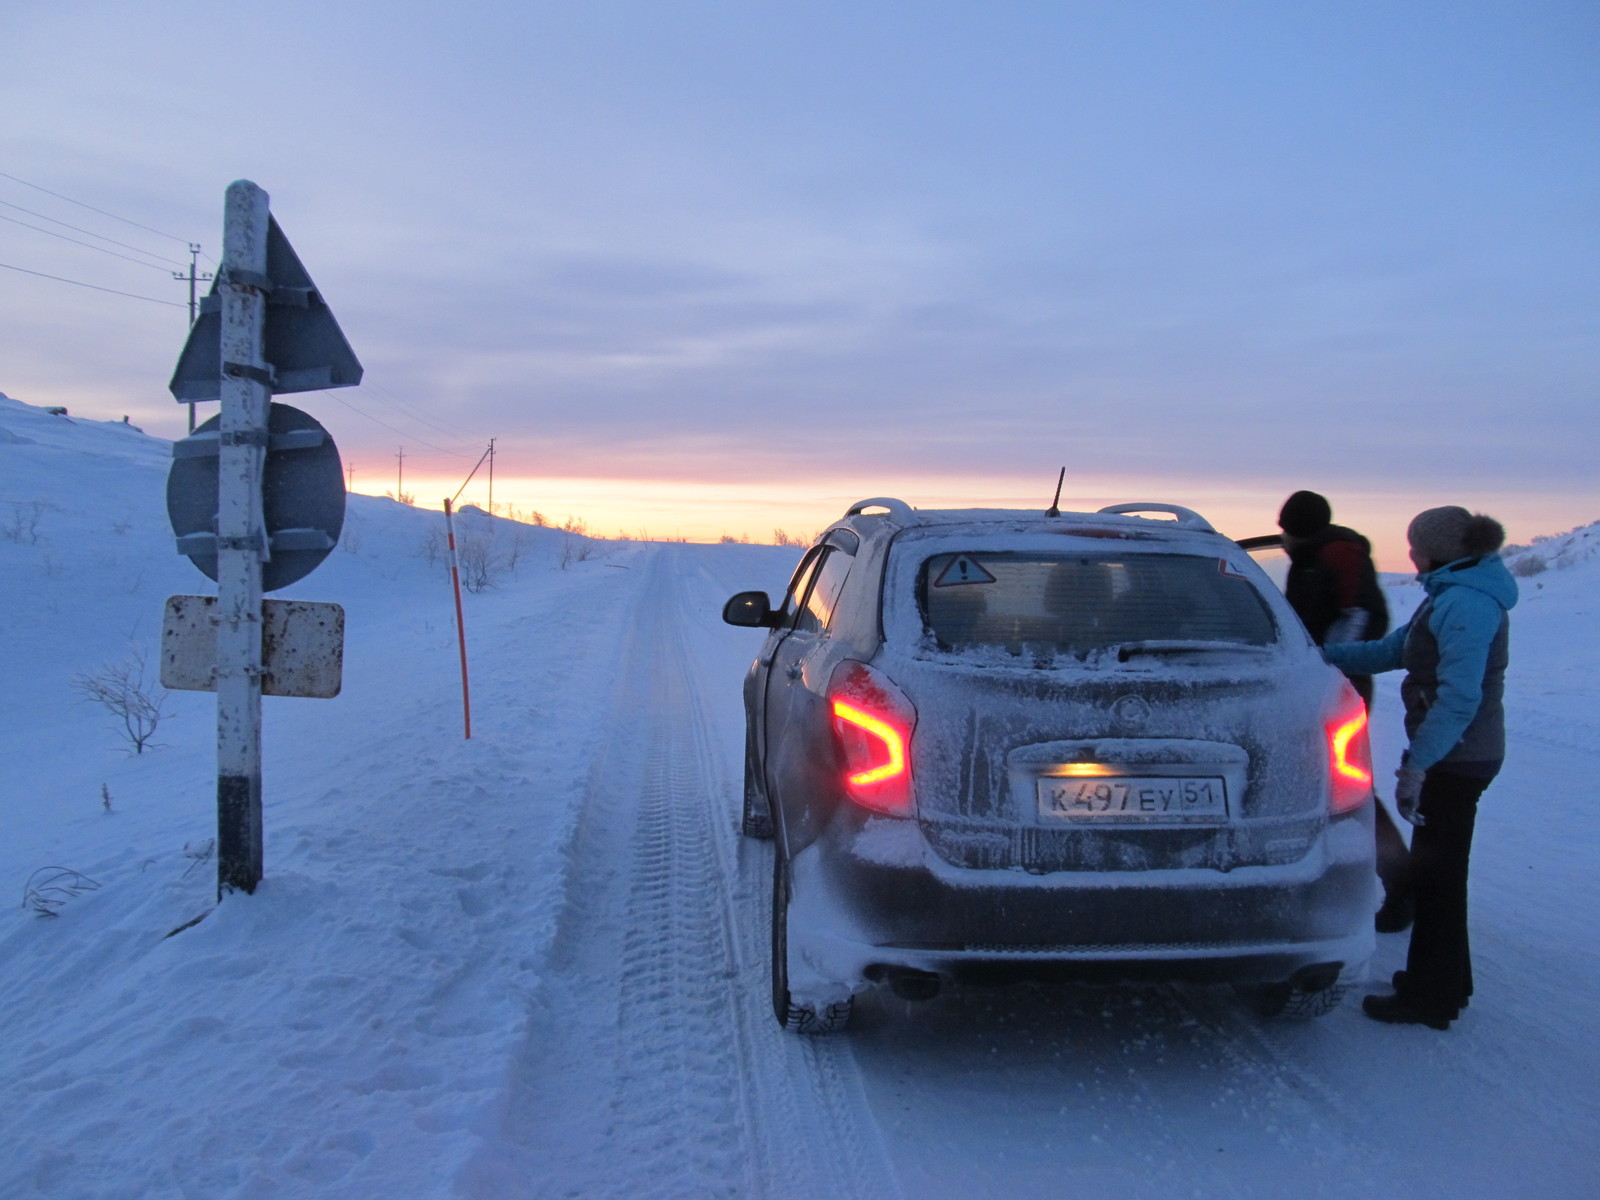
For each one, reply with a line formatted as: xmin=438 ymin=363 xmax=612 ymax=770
xmin=917 ymin=552 xmax=1277 ymax=662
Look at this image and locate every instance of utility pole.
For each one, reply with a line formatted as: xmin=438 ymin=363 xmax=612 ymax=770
xmin=173 ymin=243 xmax=214 ymax=433
xmin=346 ymin=461 xmax=354 ymax=491
xmin=395 ymin=446 xmax=406 ymax=501
xmin=487 ymin=438 xmax=495 ymax=514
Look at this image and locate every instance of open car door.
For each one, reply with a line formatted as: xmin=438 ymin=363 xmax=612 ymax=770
xmin=1235 ymin=533 xmax=1289 ymax=591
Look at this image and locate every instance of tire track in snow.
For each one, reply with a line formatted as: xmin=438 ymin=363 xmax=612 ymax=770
xmin=456 ymin=546 xmax=899 ymax=1199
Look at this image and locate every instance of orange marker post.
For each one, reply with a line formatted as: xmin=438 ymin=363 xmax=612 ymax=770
xmin=443 ymin=498 xmax=472 ymax=739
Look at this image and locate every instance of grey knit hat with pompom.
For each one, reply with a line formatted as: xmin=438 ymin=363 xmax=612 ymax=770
xmin=1407 ymin=506 xmax=1506 ymax=565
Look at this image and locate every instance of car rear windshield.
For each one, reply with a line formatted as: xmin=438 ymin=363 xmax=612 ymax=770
xmin=918 ymin=551 xmax=1277 ymax=656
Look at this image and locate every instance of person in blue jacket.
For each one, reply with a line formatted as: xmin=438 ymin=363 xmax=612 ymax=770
xmin=1322 ymin=506 xmax=1516 ymax=1030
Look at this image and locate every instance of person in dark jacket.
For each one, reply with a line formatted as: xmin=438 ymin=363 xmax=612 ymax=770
xmin=1323 ymin=506 xmax=1515 ymax=1030
xmin=1277 ymin=491 xmax=1411 ymax=930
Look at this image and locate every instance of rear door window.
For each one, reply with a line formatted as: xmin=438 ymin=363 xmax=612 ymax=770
xmin=779 ymin=548 xmax=825 ymax=628
xmin=798 ymin=547 xmax=853 ymax=632
xmin=920 ymin=551 xmax=1277 ymax=656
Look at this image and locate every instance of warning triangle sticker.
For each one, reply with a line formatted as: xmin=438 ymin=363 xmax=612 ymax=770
xmin=934 ymin=556 xmax=997 ymax=587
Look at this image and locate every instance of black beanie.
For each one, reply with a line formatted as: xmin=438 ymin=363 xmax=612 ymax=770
xmin=1278 ymin=490 xmax=1332 ymax=537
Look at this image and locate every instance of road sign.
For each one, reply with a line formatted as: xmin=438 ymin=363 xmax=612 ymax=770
xmin=169 ymin=215 xmax=363 ymax=403
xmin=166 ymin=179 xmax=362 ymax=898
xmin=167 ymin=402 xmax=345 ymax=592
xmin=161 ymin=595 xmax=345 ymax=698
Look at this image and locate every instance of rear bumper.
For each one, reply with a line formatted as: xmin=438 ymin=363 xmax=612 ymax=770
xmin=786 ymin=806 xmax=1376 ymax=994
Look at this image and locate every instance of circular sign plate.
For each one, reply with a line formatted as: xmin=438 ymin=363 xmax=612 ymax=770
xmin=167 ymin=402 xmax=345 ymax=592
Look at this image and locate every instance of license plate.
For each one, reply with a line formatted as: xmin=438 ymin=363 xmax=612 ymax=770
xmin=1037 ymin=776 xmax=1228 ymax=822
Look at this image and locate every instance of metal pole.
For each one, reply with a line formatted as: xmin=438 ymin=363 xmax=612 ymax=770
xmin=215 ymin=181 xmax=272 ymax=897
xmin=175 ymin=242 xmax=212 ymax=434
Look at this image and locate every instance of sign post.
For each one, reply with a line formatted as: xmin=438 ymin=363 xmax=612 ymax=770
xmin=166 ymin=179 xmax=363 ymax=899
xmin=215 ymin=181 xmax=272 ymax=894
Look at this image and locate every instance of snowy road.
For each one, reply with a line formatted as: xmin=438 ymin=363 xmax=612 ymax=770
xmin=459 ymin=548 xmax=898 ymax=1199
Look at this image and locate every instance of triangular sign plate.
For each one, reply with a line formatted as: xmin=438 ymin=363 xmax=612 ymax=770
xmin=169 ymin=215 xmax=363 ymax=402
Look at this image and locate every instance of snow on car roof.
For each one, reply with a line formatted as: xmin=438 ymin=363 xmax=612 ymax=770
xmin=843 ymin=500 xmax=1218 ymax=535
xmin=888 ymin=509 xmax=1222 ymax=542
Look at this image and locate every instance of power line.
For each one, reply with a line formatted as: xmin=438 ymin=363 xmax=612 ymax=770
xmin=0 ymin=198 xmax=189 ymax=266
xmin=0 ymin=212 xmax=180 ymax=272
xmin=359 ymin=378 xmax=489 ymax=442
xmin=0 ymin=169 xmax=191 ymax=244
xmin=320 ymin=391 xmax=478 ymax=458
xmin=0 ymin=261 xmax=186 ymax=306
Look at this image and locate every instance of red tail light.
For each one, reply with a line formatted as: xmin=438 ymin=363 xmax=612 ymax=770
xmin=1327 ymin=686 xmax=1374 ymax=815
xmin=828 ymin=660 xmax=916 ymax=817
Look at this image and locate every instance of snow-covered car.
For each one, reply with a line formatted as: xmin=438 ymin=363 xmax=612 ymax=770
xmin=724 ymin=499 xmax=1377 ymax=1032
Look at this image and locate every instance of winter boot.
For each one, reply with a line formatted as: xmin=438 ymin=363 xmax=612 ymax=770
xmin=1392 ymin=971 xmax=1469 ymax=1010
xmin=1362 ymin=993 xmax=1452 ymax=1031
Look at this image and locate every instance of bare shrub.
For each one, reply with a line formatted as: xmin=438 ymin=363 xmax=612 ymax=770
xmin=502 ymin=504 xmax=547 ymax=527
xmin=339 ymin=513 xmax=365 ymax=555
xmin=22 ymin=867 xmax=101 ymax=917
xmin=182 ymin=838 xmax=216 ymax=877
xmin=501 ymin=528 xmax=528 ymax=571
xmin=3 ymin=500 xmax=50 ymax=544
xmin=417 ymin=527 xmax=446 ymax=567
xmin=559 ymin=532 xmax=598 ymax=569
xmin=73 ymin=648 xmax=170 ymax=754
xmin=1508 ymin=555 xmax=1547 ymax=578
xmin=457 ymin=532 xmax=506 ymax=592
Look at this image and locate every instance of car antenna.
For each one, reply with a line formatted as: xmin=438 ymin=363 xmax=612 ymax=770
xmin=1045 ymin=466 xmax=1065 ymax=518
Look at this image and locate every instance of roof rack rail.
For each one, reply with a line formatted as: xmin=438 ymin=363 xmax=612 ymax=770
xmin=845 ymin=497 xmax=917 ymax=523
xmin=1096 ymin=503 xmax=1216 ymax=533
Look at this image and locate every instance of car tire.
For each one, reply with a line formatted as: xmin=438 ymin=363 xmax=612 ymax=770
xmin=771 ymin=850 xmax=852 ymax=1034
xmin=741 ymin=747 xmax=773 ymax=840
xmin=1251 ymin=979 xmax=1352 ymax=1021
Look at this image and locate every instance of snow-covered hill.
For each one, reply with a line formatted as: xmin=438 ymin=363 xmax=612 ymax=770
xmin=2 ymin=392 xmax=1597 ymax=1199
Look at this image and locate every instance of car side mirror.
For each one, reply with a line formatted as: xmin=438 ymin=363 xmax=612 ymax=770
xmin=723 ymin=590 xmax=779 ymax=628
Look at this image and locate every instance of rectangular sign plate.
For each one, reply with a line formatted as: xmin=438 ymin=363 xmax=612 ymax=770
xmin=161 ymin=595 xmax=344 ymax=698
xmin=1037 ymin=775 xmax=1228 ymax=823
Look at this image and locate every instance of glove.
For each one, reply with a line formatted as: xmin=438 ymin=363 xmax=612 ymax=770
xmin=1324 ymin=607 xmax=1370 ymax=645
xmin=1394 ymin=766 xmax=1427 ymax=826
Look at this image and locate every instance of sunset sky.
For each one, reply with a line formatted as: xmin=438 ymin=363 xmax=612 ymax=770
xmin=3 ymin=1 xmax=1595 ymax=567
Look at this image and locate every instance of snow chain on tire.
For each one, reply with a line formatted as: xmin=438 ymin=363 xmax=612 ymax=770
xmin=781 ymin=996 xmax=854 ymax=1035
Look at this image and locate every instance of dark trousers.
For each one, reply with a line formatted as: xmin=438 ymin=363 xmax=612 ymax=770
xmin=1399 ymin=769 xmax=1491 ymax=1016
xmin=1351 ymin=673 xmax=1413 ymax=901
xmin=1375 ymin=802 xmax=1411 ymax=898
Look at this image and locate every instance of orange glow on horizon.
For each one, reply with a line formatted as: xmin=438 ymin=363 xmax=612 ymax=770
xmin=347 ymin=468 xmax=1585 ymax=573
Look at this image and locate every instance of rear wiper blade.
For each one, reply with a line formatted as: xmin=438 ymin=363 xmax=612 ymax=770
xmin=1114 ymin=640 xmax=1270 ymax=661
